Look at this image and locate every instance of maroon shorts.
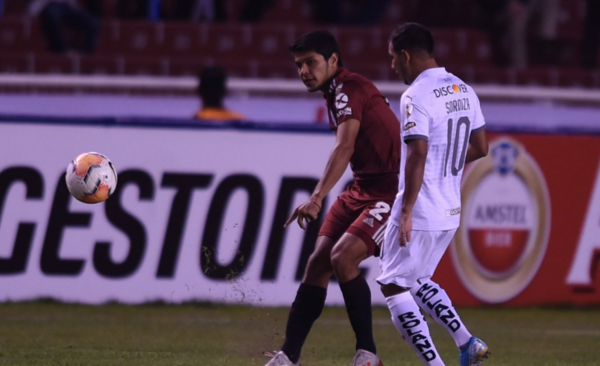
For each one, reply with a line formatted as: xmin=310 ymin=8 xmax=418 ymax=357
xmin=319 ymin=186 xmax=394 ymax=257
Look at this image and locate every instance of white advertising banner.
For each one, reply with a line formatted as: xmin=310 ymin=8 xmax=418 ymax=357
xmin=0 ymin=121 xmax=385 ymax=306
xmin=3 ymin=120 xmax=600 ymax=307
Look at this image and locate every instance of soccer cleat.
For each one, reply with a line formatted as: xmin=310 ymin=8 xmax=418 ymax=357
xmin=459 ymin=337 xmax=490 ymax=366
xmin=263 ymin=351 xmax=298 ymax=366
xmin=351 ymin=349 xmax=383 ymax=366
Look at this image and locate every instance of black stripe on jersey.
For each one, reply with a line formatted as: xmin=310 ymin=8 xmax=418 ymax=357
xmin=404 ymin=134 xmax=429 ymax=142
xmin=471 ymin=125 xmax=486 ymax=134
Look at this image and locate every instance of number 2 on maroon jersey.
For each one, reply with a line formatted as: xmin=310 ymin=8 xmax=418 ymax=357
xmin=369 ymin=201 xmax=391 ymax=221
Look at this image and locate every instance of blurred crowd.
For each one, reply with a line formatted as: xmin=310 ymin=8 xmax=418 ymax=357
xmin=478 ymin=0 xmax=599 ymax=69
xmin=1 ymin=0 xmax=598 ymax=69
xmin=21 ymin=0 xmax=393 ymax=24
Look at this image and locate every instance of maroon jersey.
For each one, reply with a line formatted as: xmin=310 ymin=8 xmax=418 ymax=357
xmin=324 ymin=68 xmax=400 ymax=200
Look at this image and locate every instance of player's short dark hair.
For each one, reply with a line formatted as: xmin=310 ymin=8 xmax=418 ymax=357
xmin=198 ymin=66 xmax=226 ymax=95
xmin=289 ymin=30 xmax=344 ymax=67
xmin=198 ymin=66 xmax=227 ymax=106
xmin=389 ymin=23 xmax=434 ymax=56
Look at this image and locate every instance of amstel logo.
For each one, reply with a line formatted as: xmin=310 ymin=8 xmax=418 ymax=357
xmin=451 ymin=137 xmax=551 ymax=303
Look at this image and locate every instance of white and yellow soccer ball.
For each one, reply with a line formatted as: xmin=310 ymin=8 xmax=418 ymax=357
xmin=65 ymin=152 xmax=118 ymax=204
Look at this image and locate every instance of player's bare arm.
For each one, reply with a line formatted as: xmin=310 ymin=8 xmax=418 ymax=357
xmin=465 ymin=128 xmax=489 ymax=164
xmin=284 ymin=118 xmax=360 ymax=230
xmin=399 ymin=138 xmax=428 ymax=246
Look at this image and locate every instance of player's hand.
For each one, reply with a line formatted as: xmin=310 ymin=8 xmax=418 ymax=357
xmin=284 ymin=199 xmax=322 ymax=230
xmin=398 ymin=211 xmax=412 ymax=247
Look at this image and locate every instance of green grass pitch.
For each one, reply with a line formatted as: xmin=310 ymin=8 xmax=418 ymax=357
xmin=0 ymin=302 xmax=599 ymax=365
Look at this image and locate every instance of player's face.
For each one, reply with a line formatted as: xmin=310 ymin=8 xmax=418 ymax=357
xmin=294 ymin=51 xmax=338 ymax=92
xmin=389 ymin=42 xmax=410 ymax=85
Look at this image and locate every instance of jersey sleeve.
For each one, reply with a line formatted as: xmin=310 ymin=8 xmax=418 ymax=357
xmin=471 ymin=93 xmax=486 ymax=134
xmin=401 ymin=93 xmax=430 ymax=142
xmin=335 ymin=81 xmax=369 ymax=125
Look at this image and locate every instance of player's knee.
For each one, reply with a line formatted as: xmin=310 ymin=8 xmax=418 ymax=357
xmin=380 ymin=283 xmax=409 ymax=298
xmin=410 ymin=280 xmax=448 ymax=302
xmin=306 ymin=250 xmax=332 ymax=275
xmin=330 ymin=245 xmax=358 ymax=273
xmin=410 ymin=281 xmax=425 ymax=297
xmin=425 ymin=280 xmax=449 ymax=299
xmin=331 ymin=237 xmax=368 ymax=270
xmin=329 ymin=246 xmax=346 ymax=272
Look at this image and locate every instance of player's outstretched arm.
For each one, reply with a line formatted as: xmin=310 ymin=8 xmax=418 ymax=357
xmin=312 ymin=118 xmax=360 ymax=202
xmin=465 ymin=128 xmax=489 ymax=164
xmin=284 ymin=118 xmax=360 ymax=230
xmin=399 ymin=138 xmax=428 ymax=246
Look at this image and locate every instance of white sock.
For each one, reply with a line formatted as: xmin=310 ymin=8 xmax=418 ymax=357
xmin=411 ymin=280 xmax=472 ymax=348
xmin=386 ymin=292 xmax=445 ymax=366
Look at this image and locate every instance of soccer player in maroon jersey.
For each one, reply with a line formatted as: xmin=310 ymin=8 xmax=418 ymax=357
xmin=265 ymin=30 xmax=400 ymax=366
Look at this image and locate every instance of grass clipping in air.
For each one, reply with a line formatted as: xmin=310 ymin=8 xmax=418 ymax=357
xmin=0 ymin=302 xmax=599 ymax=365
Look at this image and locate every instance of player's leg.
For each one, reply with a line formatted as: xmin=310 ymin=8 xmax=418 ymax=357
xmin=330 ymin=232 xmax=376 ymax=356
xmin=411 ymin=279 xmax=490 ymax=366
xmin=269 ymin=198 xmax=353 ymax=366
xmin=329 ymin=201 xmax=392 ymax=365
xmin=382 ymin=284 xmax=444 ymax=366
xmin=411 ymin=279 xmax=472 ymax=348
xmin=407 ymin=230 xmax=490 ymax=366
xmin=377 ymin=225 xmax=445 ymax=366
xmin=278 ymin=235 xmax=336 ymax=364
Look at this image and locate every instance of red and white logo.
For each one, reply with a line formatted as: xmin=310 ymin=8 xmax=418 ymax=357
xmin=452 ymin=137 xmax=551 ymax=303
xmin=335 ymin=93 xmax=349 ymax=109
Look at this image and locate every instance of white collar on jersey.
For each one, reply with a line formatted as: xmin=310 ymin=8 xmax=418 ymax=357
xmin=412 ymin=67 xmax=447 ymax=85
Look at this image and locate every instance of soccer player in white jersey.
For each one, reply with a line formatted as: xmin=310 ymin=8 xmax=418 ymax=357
xmin=376 ymin=23 xmax=490 ymax=366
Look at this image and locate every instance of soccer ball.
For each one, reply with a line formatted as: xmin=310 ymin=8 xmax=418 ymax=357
xmin=65 ymin=152 xmax=118 ymax=204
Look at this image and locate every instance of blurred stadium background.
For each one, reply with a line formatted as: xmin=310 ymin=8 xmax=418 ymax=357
xmin=0 ymin=0 xmax=599 ymax=365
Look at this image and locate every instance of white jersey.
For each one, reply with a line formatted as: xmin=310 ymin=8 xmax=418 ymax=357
xmin=391 ymin=67 xmax=486 ymax=230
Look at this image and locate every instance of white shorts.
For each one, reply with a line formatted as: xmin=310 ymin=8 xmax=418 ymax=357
xmin=376 ymin=222 xmax=457 ymax=289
